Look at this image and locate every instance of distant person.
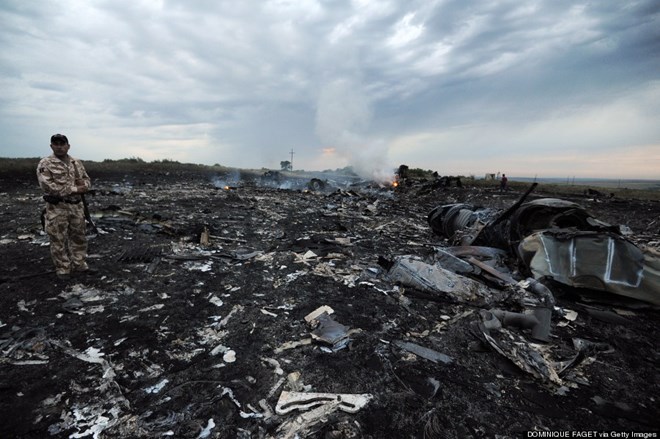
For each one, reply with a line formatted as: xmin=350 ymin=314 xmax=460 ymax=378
xmin=397 ymin=164 xmax=409 ymax=186
xmin=37 ymin=134 xmax=92 ymax=279
xmin=500 ymin=174 xmax=508 ymax=191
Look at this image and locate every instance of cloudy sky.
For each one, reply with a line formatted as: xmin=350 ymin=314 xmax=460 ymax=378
xmin=1 ymin=0 xmax=659 ymax=179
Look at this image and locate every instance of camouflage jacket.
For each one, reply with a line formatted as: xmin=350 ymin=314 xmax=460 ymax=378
xmin=37 ymin=154 xmax=91 ymax=198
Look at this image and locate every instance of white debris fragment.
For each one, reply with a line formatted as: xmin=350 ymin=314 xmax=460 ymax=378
xmin=139 ymin=304 xmax=165 ymax=313
xmin=239 ymin=410 xmax=263 ymax=419
xmin=84 ymin=347 xmax=105 ymax=360
xmin=218 ymin=305 xmax=244 ymax=327
xmin=47 ymin=341 xmax=127 ymax=438
xmin=185 ymin=261 xmax=213 ymax=272
xmin=557 ymin=308 xmax=578 ymax=327
xmin=68 ymin=412 xmax=115 ymax=439
xmin=145 ymin=379 xmax=169 ymax=394
xmin=261 ymin=308 xmax=277 ymax=317
xmin=58 ymin=284 xmax=105 ymax=302
xmin=267 ymin=377 xmax=286 ymax=399
xmin=209 ymin=296 xmax=224 ymax=307
xmin=304 ymin=305 xmax=334 ymax=323
xmin=275 ymin=391 xmax=373 ymax=414
xmin=197 ymin=418 xmax=215 ymax=438
xmin=210 ymin=344 xmax=229 ymax=356
xmin=17 ymin=300 xmax=30 ymax=312
xmin=219 ymin=386 xmax=242 ymax=408
xmin=303 ymin=250 xmax=317 ymax=260
xmin=274 ymin=338 xmax=313 ymax=354
xmin=262 ymin=357 xmax=284 ymax=375
xmin=223 ymin=350 xmax=236 ymax=363
xmin=11 ymin=360 xmax=49 ymax=365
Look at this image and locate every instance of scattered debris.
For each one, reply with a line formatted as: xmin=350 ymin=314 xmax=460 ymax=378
xmin=1 ymin=169 xmax=658 ymax=437
xmin=393 ymin=340 xmax=454 ymax=364
xmin=305 ymin=306 xmax=352 ymax=352
xmin=275 ymin=391 xmax=373 ymax=415
xmin=275 ymin=391 xmax=372 ymax=439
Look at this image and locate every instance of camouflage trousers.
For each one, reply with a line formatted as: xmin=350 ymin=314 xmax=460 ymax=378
xmin=44 ymin=203 xmax=88 ymax=275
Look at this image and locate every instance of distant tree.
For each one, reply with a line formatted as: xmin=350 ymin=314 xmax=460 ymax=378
xmin=114 ymin=157 xmax=145 ymax=163
xmin=280 ymin=160 xmax=291 ymax=171
xmin=336 ymin=166 xmax=357 ymax=176
xmin=407 ymin=168 xmax=434 ymax=178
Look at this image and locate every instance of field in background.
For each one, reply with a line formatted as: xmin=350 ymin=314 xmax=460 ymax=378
xmin=470 ymin=178 xmax=660 ymax=201
xmin=511 ymin=176 xmax=660 ymax=191
xmin=1 ymin=157 xmax=659 ymax=200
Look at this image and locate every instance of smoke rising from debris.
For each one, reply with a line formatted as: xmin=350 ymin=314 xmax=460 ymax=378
xmin=315 ymin=78 xmax=393 ymax=182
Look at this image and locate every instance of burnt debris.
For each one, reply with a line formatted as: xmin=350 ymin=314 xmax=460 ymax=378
xmin=0 ymin=170 xmax=659 ymax=438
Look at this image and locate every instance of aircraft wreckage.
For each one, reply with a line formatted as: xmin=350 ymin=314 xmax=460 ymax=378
xmin=0 ymin=168 xmax=659 ymax=437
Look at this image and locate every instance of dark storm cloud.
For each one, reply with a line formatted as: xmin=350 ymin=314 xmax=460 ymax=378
xmin=0 ymin=0 xmax=657 ymax=177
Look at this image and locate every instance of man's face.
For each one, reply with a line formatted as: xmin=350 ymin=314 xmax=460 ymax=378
xmin=51 ymin=141 xmax=70 ymax=158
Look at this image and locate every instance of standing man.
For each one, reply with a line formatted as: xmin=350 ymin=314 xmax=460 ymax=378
xmin=500 ymin=174 xmax=508 ymax=192
xmin=37 ymin=134 xmax=92 ymax=279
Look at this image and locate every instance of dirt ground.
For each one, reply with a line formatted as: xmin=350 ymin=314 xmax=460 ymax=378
xmin=1 ymin=169 xmax=659 ymax=438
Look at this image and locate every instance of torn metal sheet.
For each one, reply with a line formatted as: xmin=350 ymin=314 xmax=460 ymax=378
xmin=393 ymin=340 xmax=453 ymax=364
xmin=274 ymin=338 xmax=313 ymax=354
xmin=519 ymin=231 xmax=660 ymax=305
xmin=477 ymin=310 xmax=563 ymax=385
xmin=433 ymin=248 xmax=475 ymax=274
xmin=384 ymin=255 xmax=506 ymax=306
xmin=507 ymin=198 xmax=619 ymax=244
xmin=429 ymin=196 xmax=660 ymax=305
xmin=0 ymin=326 xmax=50 ymax=362
xmin=47 ymin=341 xmax=130 ymax=438
xmin=275 ymin=398 xmax=343 ymax=439
xmin=310 ymin=312 xmax=351 ymax=351
xmin=275 ymin=391 xmax=372 ymax=415
xmin=304 ymin=305 xmax=334 ymax=323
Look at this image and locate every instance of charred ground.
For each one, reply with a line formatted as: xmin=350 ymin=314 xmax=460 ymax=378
xmin=0 ymin=165 xmax=659 ymax=438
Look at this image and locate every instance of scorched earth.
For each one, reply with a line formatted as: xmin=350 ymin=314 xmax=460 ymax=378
xmin=0 ymin=167 xmax=658 ymax=438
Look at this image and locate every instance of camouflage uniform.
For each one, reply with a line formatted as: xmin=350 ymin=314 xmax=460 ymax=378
xmin=37 ymin=154 xmax=91 ymax=275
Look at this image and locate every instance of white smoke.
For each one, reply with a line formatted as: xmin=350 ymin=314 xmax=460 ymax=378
xmin=315 ymin=78 xmax=393 ymax=182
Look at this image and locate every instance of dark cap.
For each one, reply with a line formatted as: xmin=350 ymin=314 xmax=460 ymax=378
xmin=51 ymin=134 xmax=69 ymax=145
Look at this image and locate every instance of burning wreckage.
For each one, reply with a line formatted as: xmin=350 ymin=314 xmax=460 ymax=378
xmin=0 ymin=170 xmax=659 ymax=438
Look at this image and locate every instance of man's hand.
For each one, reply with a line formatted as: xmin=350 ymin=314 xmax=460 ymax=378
xmin=75 ymin=179 xmax=88 ymax=194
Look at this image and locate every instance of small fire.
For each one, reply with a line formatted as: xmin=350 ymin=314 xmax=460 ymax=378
xmin=224 ymin=185 xmax=230 ymax=190
xmin=392 ymin=181 xmax=399 ymax=188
